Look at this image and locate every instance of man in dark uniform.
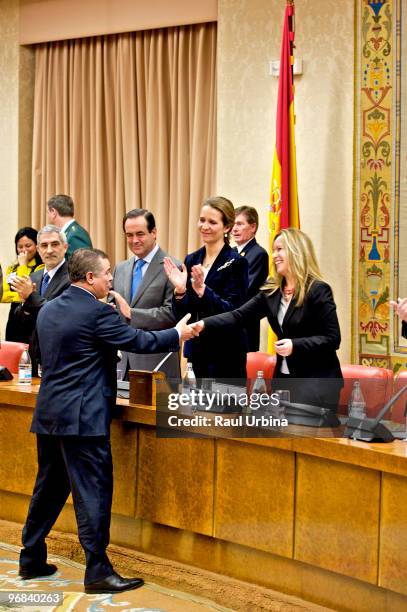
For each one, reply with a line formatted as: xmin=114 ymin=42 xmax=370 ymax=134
xmin=47 ymin=194 xmax=92 ymax=259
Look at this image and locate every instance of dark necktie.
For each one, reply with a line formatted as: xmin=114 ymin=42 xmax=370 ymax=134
xmin=131 ymin=259 xmax=146 ymax=301
xmin=41 ymin=272 xmax=50 ymax=296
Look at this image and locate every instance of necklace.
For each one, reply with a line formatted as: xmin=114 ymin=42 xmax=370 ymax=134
xmin=283 ymin=287 xmax=295 ymax=299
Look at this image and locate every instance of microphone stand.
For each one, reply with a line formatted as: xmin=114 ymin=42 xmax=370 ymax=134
xmin=344 ymin=383 xmax=407 ymax=443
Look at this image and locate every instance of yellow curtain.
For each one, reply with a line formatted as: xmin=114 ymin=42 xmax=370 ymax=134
xmin=31 ymin=23 xmax=217 ymax=264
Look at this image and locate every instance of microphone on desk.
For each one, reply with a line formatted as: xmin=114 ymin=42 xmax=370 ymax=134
xmin=344 ymin=383 xmax=407 ymax=443
xmin=279 ymin=400 xmax=341 ymax=428
xmin=153 ymin=351 xmax=174 ymax=373
xmin=0 ymin=366 xmax=13 ymax=381
xmin=116 ymin=351 xmax=176 ymax=399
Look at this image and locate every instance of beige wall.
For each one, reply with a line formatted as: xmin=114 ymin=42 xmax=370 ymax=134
xmin=0 ymin=0 xmax=34 ymax=334
xmin=217 ymin=0 xmax=354 ymax=361
xmin=1 ymin=0 xmax=353 ymax=363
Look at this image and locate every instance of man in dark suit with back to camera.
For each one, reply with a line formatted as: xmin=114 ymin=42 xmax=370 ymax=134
xmin=47 ymin=194 xmax=92 ymax=259
xmin=19 ymin=248 xmax=198 ymax=593
xmin=232 ymin=205 xmax=269 ymax=351
xmin=111 ymin=209 xmax=181 ymax=380
xmin=10 ymin=225 xmax=71 ymax=373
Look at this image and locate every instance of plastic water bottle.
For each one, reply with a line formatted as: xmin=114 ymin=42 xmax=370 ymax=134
xmin=182 ymin=362 xmax=197 ymax=392
xmin=250 ymin=370 xmax=267 ymax=414
xmin=348 ymin=380 xmax=366 ymax=419
xmin=18 ymin=349 xmax=32 ymax=385
xmin=252 ymin=370 xmax=267 ymax=395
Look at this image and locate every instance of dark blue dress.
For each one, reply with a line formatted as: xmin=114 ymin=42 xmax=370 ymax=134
xmin=173 ymin=243 xmax=249 ymax=379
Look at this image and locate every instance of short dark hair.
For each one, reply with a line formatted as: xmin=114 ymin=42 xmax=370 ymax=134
xmin=47 ymin=194 xmax=74 ymax=217
xmin=69 ymin=248 xmax=108 ymax=282
xmin=122 ymin=208 xmax=156 ymax=232
xmin=234 ymin=205 xmax=259 ymax=232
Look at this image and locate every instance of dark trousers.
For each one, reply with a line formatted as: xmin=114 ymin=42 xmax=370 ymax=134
xmin=20 ymin=434 xmax=113 ymax=585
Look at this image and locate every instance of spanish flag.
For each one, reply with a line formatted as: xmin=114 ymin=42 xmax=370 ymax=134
xmin=268 ymin=0 xmax=299 ymax=351
xmin=269 ymin=0 xmax=299 ymax=245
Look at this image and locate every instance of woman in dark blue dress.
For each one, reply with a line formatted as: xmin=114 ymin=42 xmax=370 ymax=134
xmin=164 ymin=196 xmax=248 ymax=379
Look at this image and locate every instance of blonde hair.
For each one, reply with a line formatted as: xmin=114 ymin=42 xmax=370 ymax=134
xmin=262 ymin=228 xmax=323 ymax=306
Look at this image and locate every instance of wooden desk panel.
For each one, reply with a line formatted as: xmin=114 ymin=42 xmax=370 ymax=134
xmin=0 ymin=405 xmax=37 ymax=496
xmin=295 ymin=454 xmax=380 ymax=583
xmin=379 ymin=473 xmax=407 ymax=595
xmin=214 ymin=440 xmax=295 ymax=557
xmin=2 ymin=382 xmax=407 ymax=610
xmin=136 ymin=428 xmax=215 ymax=536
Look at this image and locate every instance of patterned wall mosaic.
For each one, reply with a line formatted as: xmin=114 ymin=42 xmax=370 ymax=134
xmin=356 ymin=0 xmax=406 ymax=372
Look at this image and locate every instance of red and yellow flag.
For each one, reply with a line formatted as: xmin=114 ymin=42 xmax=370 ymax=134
xmin=268 ymin=1 xmax=299 ymax=351
xmin=269 ymin=0 xmax=299 ymax=248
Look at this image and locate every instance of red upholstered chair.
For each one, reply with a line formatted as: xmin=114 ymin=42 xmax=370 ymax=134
xmin=246 ymin=352 xmax=276 ymax=393
xmin=0 ymin=341 xmax=28 ymax=374
xmin=390 ymin=370 xmax=407 ymax=424
xmin=338 ymin=364 xmax=394 ymax=418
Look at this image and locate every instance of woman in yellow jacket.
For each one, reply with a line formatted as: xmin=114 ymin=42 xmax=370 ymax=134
xmin=2 ymin=227 xmax=43 ymax=342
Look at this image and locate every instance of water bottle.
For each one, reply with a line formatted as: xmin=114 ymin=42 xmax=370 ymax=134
xmin=18 ymin=349 xmax=32 ymax=385
xmin=252 ymin=370 xmax=267 ymax=394
xmin=250 ymin=370 xmax=267 ymax=414
xmin=348 ymin=380 xmax=366 ymax=419
xmin=182 ymin=362 xmax=197 ymax=392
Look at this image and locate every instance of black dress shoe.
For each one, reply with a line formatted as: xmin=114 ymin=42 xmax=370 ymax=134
xmin=85 ymin=572 xmax=144 ymax=594
xmin=19 ymin=563 xmax=58 ymax=580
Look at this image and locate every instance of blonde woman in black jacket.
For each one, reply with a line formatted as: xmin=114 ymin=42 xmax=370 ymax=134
xmin=196 ymin=228 xmax=343 ymax=409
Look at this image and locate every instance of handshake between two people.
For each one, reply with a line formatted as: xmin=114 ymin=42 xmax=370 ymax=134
xmin=175 ymin=314 xmax=204 ymax=342
xmin=108 ymin=289 xmax=205 ymax=343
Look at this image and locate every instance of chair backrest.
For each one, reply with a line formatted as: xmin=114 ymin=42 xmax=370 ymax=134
xmin=0 ymin=341 xmax=28 ymax=374
xmin=246 ymin=352 xmax=276 ymax=392
xmin=390 ymin=370 xmax=407 ymax=423
xmin=339 ymin=364 xmax=394 ymax=418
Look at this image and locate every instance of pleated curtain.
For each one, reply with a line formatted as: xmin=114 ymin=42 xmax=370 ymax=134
xmin=31 ymin=23 xmax=217 ymax=264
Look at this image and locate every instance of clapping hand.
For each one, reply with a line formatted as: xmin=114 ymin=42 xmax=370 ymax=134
xmin=11 ymin=275 xmax=35 ymax=300
xmin=109 ymin=290 xmax=131 ymax=320
xmin=191 ymin=265 xmax=205 ymax=297
xmin=164 ymin=257 xmax=187 ymax=294
xmin=390 ymin=297 xmax=407 ymax=323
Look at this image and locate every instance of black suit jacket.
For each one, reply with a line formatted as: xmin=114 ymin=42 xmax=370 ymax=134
xmin=402 ymin=320 xmax=407 ymax=339
xmin=203 ymin=280 xmax=343 ymax=400
xmin=32 ymin=285 xmax=179 ymax=436
xmin=173 ymin=243 xmax=249 ymax=379
xmin=236 ymin=238 xmax=269 ymax=351
xmin=14 ymin=262 xmax=71 ymax=373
